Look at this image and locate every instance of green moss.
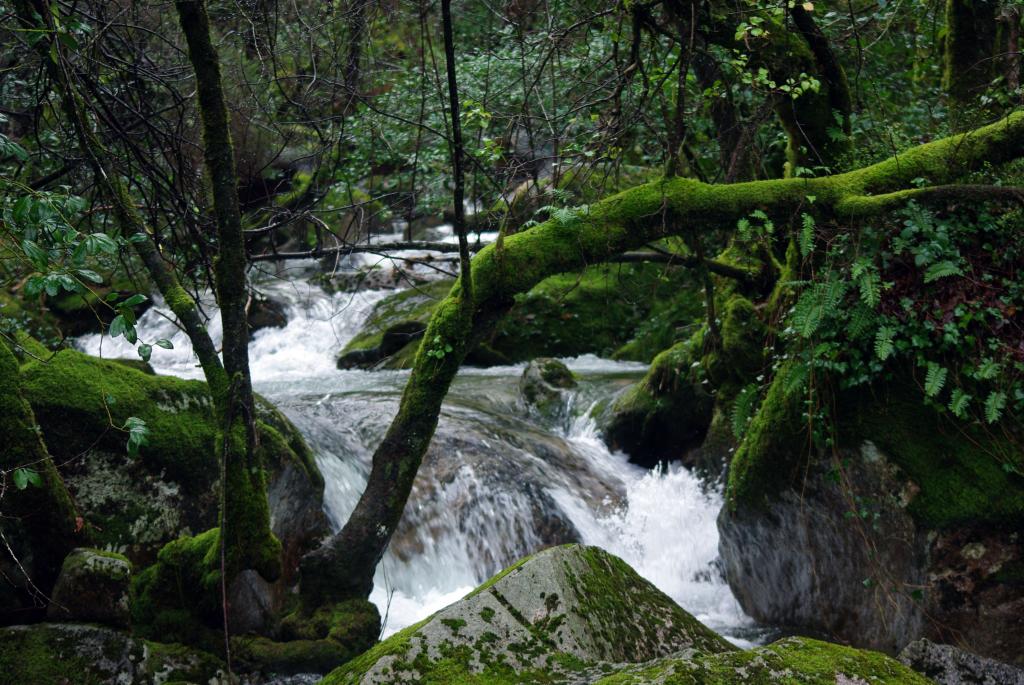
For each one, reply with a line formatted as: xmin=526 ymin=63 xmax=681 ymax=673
xmin=130 ymin=528 xmax=223 ymax=647
xmin=726 ymin=362 xmax=808 ymax=509
xmin=492 ymin=263 xmax=702 ymax=363
xmin=841 ymin=381 xmax=1024 ymax=528
xmin=593 ymin=636 xmax=930 ymax=684
xmin=343 ymin=279 xmax=452 ymax=355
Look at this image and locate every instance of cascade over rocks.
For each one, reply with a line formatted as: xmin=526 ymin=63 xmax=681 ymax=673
xmin=322 ymin=544 xmax=930 ymax=685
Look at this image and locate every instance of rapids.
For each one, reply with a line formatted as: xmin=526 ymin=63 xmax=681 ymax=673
xmin=77 ymin=264 xmax=762 ymax=646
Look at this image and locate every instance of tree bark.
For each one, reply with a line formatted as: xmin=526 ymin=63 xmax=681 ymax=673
xmin=945 ymin=0 xmax=999 ymax=127
xmin=300 ymin=111 xmax=1024 ymax=605
xmin=175 ymin=0 xmax=281 ymax=582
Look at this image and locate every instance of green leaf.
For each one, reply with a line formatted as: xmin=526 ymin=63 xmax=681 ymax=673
xmin=123 ymin=416 xmax=149 ymax=456
xmin=109 ymin=314 xmax=127 ymax=338
xmin=984 ymin=390 xmax=1006 ymax=424
xmin=12 ymin=467 xmax=42 ymax=490
xmin=874 ymin=326 xmax=895 ymax=361
xmin=154 ymin=339 xmax=174 ymax=350
xmin=799 ymin=213 xmax=815 ymax=258
xmin=76 ymin=269 xmax=103 ymax=284
xmin=21 ymin=239 xmax=48 ymax=269
xmin=137 ymin=343 xmax=152 ymax=362
xmin=122 ymin=293 xmax=148 ymax=308
xmin=924 ymin=363 xmax=947 ymax=398
xmin=923 ymin=260 xmax=963 ymax=283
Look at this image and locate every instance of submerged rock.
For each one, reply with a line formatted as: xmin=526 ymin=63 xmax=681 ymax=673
xmin=520 ymin=358 xmax=577 ymax=415
xmin=899 ymin=638 xmax=1024 ymax=684
xmin=0 ymin=622 xmax=229 ymax=685
xmin=322 ymin=544 xmax=929 ymax=685
xmin=46 ymin=548 xmax=132 ymax=628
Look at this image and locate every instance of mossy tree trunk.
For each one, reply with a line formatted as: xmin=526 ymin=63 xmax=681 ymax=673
xmin=0 ymin=340 xmax=84 ymax=619
xmin=944 ymin=0 xmax=999 ymax=127
xmin=301 ymin=112 xmax=1024 ymax=605
xmin=175 ymin=0 xmax=281 ymax=583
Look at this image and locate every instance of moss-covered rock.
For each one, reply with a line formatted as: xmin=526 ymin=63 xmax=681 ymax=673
xmin=46 ymin=548 xmax=132 ymax=628
xmin=593 ymin=636 xmax=930 ymax=684
xmin=0 ymin=623 xmax=229 ymax=685
xmin=322 ymin=544 xmax=732 ymax=685
xmin=719 ymin=379 xmax=1024 ymax=664
xmin=0 ymin=339 xmax=84 ymax=623
xmin=338 ymin=264 xmax=705 ymax=369
xmin=229 ymin=599 xmax=381 ymax=676
xmin=600 ymin=333 xmax=714 ymax=469
xmin=519 ymin=358 xmax=577 ymax=416
xmin=18 ymin=347 xmax=326 ymax=569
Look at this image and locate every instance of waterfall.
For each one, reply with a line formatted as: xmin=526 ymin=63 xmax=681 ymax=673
xmin=76 ymin=275 xmax=760 ymax=646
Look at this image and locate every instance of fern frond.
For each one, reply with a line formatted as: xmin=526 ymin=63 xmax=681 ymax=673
xmin=985 ymin=390 xmax=1006 ymax=424
xmin=731 ymin=384 xmax=761 ymax=440
xmin=874 ymin=326 xmax=895 ymax=360
xmin=924 ymin=363 xmax=947 ymax=398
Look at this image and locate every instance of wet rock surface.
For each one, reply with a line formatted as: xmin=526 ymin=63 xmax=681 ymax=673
xmin=718 ymin=439 xmax=1024 ymax=665
xmin=898 ymin=639 xmax=1024 ymax=685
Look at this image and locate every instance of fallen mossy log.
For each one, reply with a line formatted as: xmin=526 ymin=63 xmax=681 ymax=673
xmin=300 ymin=111 xmax=1024 ymax=606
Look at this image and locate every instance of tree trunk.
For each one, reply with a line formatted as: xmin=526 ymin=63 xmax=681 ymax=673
xmin=945 ymin=0 xmax=999 ymax=127
xmin=175 ymin=0 xmax=281 ymax=583
xmin=299 ymin=111 xmax=1024 ymax=604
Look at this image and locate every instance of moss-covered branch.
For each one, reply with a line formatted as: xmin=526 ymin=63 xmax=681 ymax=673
xmin=302 ymin=111 xmax=1024 ymax=605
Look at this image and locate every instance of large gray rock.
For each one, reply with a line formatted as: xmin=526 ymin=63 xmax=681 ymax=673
xmin=46 ymin=548 xmax=131 ymax=628
xmin=0 ymin=623 xmax=229 ymax=684
xmin=719 ymin=440 xmax=1024 ymax=664
xmin=899 ymin=639 xmax=1024 ymax=685
xmin=322 ymin=544 xmax=734 ymax=684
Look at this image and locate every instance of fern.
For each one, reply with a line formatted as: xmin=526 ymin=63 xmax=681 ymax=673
xmin=974 ymin=357 xmax=1000 ymax=380
xmin=731 ymin=384 xmax=761 ymax=440
xmin=792 ymin=288 xmax=825 ymax=338
xmin=985 ymin=390 xmax=1007 ymax=424
xmin=782 ymin=362 xmax=810 ymax=397
xmin=948 ymin=389 xmax=971 ymax=418
xmin=923 ymin=260 xmax=963 ymax=283
xmin=874 ymin=326 xmax=895 ymax=360
xmin=924 ymin=363 xmax=947 ymax=398
xmin=845 ymin=304 xmax=878 ymax=339
xmin=799 ymin=213 xmax=815 ymax=258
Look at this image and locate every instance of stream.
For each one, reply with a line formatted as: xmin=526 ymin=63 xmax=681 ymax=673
xmin=77 ymin=258 xmax=764 ymax=648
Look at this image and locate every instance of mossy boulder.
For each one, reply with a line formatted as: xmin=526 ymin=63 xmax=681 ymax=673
xmin=718 ymin=378 xmax=1024 ymax=664
xmin=593 ymin=636 xmax=931 ymax=684
xmin=322 ymin=544 xmax=733 ymax=684
xmin=600 ymin=333 xmax=714 ymax=469
xmin=18 ymin=347 xmax=326 ymax=570
xmin=46 ymin=548 xmax=132 ymax=628
xmin=520 ymin=358 xmax=577 ymax=416
xmin=338 ymin=264 xmax=704 ymax=369
xmin=0 ymin=623 xmax=229 ymax=685
xmin=229 ymin=599 xmax=381 ymax=676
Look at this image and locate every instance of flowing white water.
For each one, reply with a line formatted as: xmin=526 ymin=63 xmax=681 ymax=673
xmin=76 ymin=276 xmax=760 ymax=646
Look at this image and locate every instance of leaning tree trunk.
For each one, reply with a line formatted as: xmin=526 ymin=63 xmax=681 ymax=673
xmin=299 ymin=111 xmax=1024 ymax=605
xmin=175 ymin=0 xmax=281 ymax=583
